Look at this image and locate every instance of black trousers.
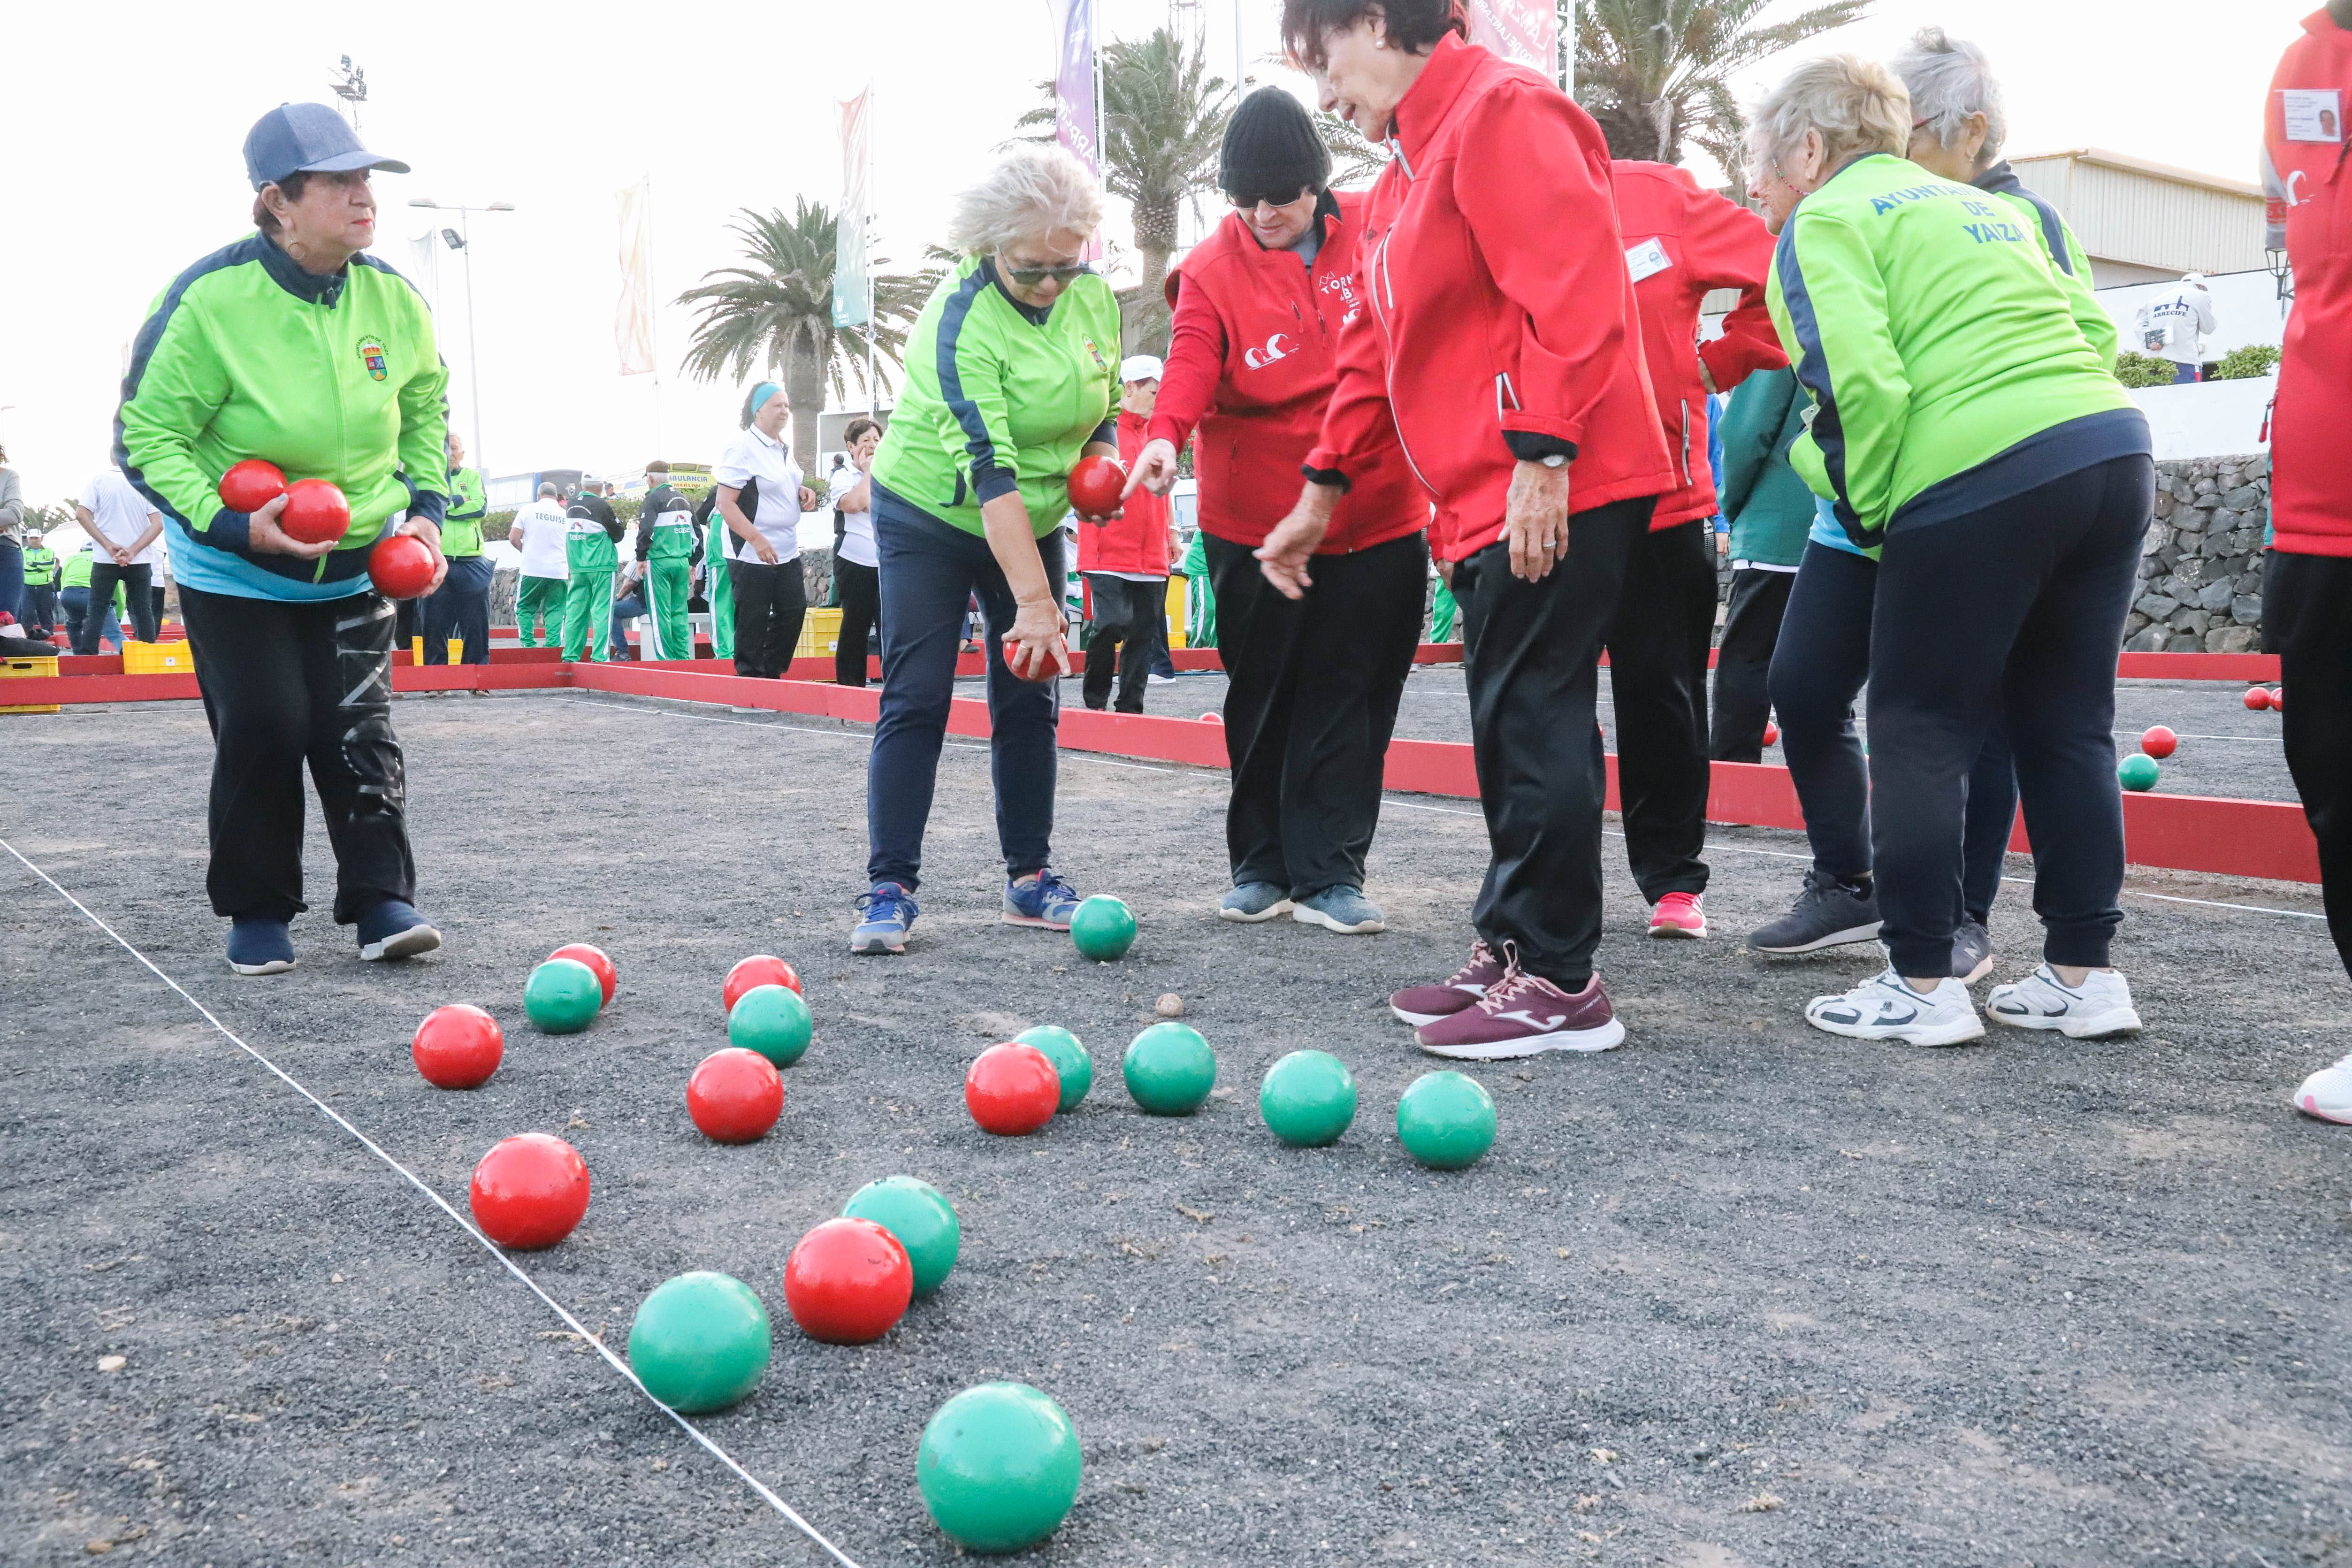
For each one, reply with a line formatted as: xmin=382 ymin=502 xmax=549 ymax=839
xmin=393 ymin=596 xmax=421 ymax=650
xmin=179 ymin=585 xmax=415 ymax=926
xmin=834 ymin=558 xmax=879 ymax=687
xmin=1711 ymin=566 xmax=1796 ymax=761
xmin=21 ymin=581 xmax=59 ymax=636
xmin=1081 ymin=574 xmax=1166 ymax=712
xmin=1207 ymin=530 xmax=1426 ymax=897
xmin=729 ymin=557 xmax=807 ymax=679
xmin=1869 ymin=454 xmax=2152 ymax=976
xmin=76 ymin=562 xmax=158 ymax=651
xmin=1458 ymin=496 xmax=1651 ymax=990
xmin=422 ymin=553 xmax=494 ymax=664
xmin=1600 ymin=519 xmax=1716 ymax=902
xmin=2267 ymin=550 xmax=2352 ymax=981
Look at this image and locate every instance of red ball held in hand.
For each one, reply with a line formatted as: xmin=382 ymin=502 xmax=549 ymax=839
xmin=1067 ymin=454 xmax=1127 ymax=518
xmin=218 ymin=459 xmax=287 ymax=513
xmin=369 ymin=533 xmax=436 ymax=599
xmin=280 ymin=478 xmax=351 ymax=544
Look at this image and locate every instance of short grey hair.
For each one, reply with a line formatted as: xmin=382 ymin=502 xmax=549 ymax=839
xmin=537 ymin=482 xmax=559 ymax=499
xmin=945 ymin=145 xmax=1105 ymax=257
xmin=1746 ymin=54 xmax=1912 ymax=187
xmin=1893 ymin=28 xmax=2008 ymax=165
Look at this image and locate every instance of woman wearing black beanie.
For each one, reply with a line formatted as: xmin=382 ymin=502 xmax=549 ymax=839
xmin=1128 ymin=85 xmax=1428 ymax=937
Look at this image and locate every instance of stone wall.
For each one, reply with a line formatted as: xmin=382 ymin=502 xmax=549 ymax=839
xmin=2127 ymin=453 xmax=2270 ymax=654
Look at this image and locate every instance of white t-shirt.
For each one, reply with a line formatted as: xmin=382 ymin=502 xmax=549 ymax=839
xmin=2135 ymin=288 xmax=2218 ymax=364
xmin=83 ymin=470 xmax=164 ymax=566
xmin=714 ymin=427 xmax=803 ymax=564
xmin=828 ymin=465 xmax=877 ymax=568
xmin=512 ymin=499 xmax=571 ymax=579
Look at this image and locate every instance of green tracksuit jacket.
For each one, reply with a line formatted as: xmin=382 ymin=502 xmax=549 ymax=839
xmin=636 ymin=484 xmax=700 ymax=660
xmin=116 ymin=232 xmax=450 ymax=601
xmin=442 ymin=465 xmax=489 ymax=556
xmin=1716 ymin=367 xmax=1815 ymax=568
xmin=871 ymin=255 xmax=1121 ymax=538
xmin=1971 ymin=161 xmax=2116 ymax=370
xmin=1766 ymin=153 xmax=2141 ymax=548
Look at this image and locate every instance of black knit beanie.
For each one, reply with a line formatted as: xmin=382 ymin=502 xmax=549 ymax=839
xmin=1220 ymin=86 xmax=1332 ymax=200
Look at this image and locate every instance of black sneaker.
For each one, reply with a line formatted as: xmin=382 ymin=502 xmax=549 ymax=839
xmin=1951 ymin=918 xmax=1994 ymax=985
xmin=1747 ymin=870 xmax=1882 ymax=955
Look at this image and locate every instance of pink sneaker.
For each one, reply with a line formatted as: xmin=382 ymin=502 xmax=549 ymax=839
xmin=1389 ymin=939 xmax=1506 ymax=1026
xmin=1648 ymin=890 xmax=1708 ymax=939
xmin=1413 ymin=964 xmax=1626 ymax=1059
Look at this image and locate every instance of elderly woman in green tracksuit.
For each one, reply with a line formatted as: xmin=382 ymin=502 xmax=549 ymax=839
xmin=1748 ymin=55 xmax=2153 ymax=1047
xmin=117 ymin=104 xmax=449 ymax=976
xmin=850 ymin=144 xmax=1123 ymax=956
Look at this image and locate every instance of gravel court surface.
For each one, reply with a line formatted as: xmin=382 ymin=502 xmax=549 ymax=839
xmin=5 ymin=690 xmax=2351 ymax=1568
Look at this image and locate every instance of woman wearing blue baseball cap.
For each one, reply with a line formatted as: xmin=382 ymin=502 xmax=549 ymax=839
xmin=115 ymin=103 xmax=452 ymax=976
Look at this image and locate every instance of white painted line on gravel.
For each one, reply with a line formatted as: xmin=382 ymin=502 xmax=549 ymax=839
xmin=0 ymin=834 xmax=868 ymax=1568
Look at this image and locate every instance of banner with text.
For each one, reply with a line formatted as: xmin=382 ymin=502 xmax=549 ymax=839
xmin=1467 ymin=0 xmax=1561 ymax=85
xmin=1048 ymin=0 xmax=1104 ymax=258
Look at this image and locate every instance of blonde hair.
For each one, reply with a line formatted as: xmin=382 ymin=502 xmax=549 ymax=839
xmin=945 ymin=145 xmax=1104 ymax=257
xmin=1746 ymin=54 xmax=1912 ymax=187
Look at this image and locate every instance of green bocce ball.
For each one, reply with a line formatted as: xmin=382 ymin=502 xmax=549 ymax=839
xmin=1396 ymin=1071 xmax=1497 ymax=1170
xmin=1123 ymin=1022 xmax=1216 ymax=1116
xmin=1069 ymin=895 xmax=1138 ymax=962
xmin=728 ymin=983 xmax=813 ymax=1067
xmin=1259 ymin=1050 xmax=1357 ymax=1147
xmin=2117 ymin=752 xmax=2160 ymax=792
xmin=523 ymin=957 xmax=603 ymax=1034
xmin=1016 ymin=1025 xmax=1092 ymax=1110
xmin=626 ymin=1271 xmax=771 ymax=1414
xmin=842 ymin=1176 xmax=962 ymax=1296
xmin=917 ymin=1382 xmax=1082 ymax=1554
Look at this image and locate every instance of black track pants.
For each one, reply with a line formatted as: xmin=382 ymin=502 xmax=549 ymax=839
xmin=1710 ymin=566 xmax=1795 ymax=762
xmin=1601 ymin=519 xmax=1716 ymax=902
xmin=2267 ymin=550 xmax=2352 ymax=981
xmin=729 ymin=557 xmax=807 ymax=678
xmin=1080 ymin=574 xmax=1166 ymax=713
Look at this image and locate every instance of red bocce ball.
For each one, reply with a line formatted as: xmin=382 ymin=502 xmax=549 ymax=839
xmin=281 ymin=477 xmax=351 ymax=545
xmin=1067 ymin=454 xmax=1128 ymax=517
xmin=2140 ymin=725 xmax=2178 ymax=760
xmin=783 ymin=1216 xmax=913 ymax=1344
xmin=469 ymin=1133 xmax=590 ymax=1250
xmin=723 ymin=954 xmax=801 ymax=1013
xmin=549 ymin=943 xmax=617 ymax=1006
xmin=369 ymin=532 xmax=436 ymax=599
xmin=2245 ymin=686 xmax=2272 ymax=711
xmin=964 ymin=1042 xmax=1060 ymax=1136
xmin=1762 ymin=720 xmax=1781 ymax=747
xmin=411 ymin=1003 xmax=504 ymax=1090
xmin=2270 ymin=687 xmax=2285 ymax=712
xmin=218 ymin=459 xmax=287 ymax=514
xmin=687 ymin=1048 xmax=785 ymax=1143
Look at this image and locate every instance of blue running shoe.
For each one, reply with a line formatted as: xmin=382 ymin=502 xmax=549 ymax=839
xmin=227 ymin=917 xmax=296 ymax=976
xmin=1002 ymin=869 xmax=1082 ymax=931
xmin=358 ymin=900 xmax=442 ymax=962
xmin=853 ymin=882 xmax=919 ymax=955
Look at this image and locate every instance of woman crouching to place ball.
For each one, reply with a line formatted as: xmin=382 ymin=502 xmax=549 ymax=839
xmin=116 ymin=103 xmax=450 ymax=976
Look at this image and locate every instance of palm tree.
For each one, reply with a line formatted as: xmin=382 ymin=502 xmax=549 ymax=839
xmin=1019 ymin=27 xmax=1236 ymax=356
xmin=1570 ymin=0 xmax=1871 ymax=175
xmin=676 ymin=198 xmax=934 ymax=473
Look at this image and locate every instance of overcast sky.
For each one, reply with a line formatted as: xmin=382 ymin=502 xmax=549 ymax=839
xmin=0 ymin=0 xmax=2313 ymax=507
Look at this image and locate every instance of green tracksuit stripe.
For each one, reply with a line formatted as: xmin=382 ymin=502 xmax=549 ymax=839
xmin=706 ymin=526 xmax=735 ymax=659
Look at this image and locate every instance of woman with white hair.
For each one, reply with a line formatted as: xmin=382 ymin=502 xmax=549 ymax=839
xmin=1749 ymin=54 xmax=2153 ymax=1045
xmin=851 ymin=144 xmax=1124 ymax=955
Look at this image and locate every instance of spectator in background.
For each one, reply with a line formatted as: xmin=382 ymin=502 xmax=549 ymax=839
xmin=0 ymin=445 xmax=23 ymax=622
xmin=508 ymin=481 xmax=569 ymax=648
xmin=20 ymin=532 xmax=60 ymax=639
xmin=424 ymin=433 xmax=492 ymax=664
xmin=2136 ymin=273 xmax=2220 ymax=383
xmin=73 ymin=467 xmax=164 ymax=651
xmin=1081 ymin=357 xmax=1176 ymax=713
xmin=1710 ymin=366 xmax=1811 ymax=761
xmin=829 ymin=418 xmax=883 ymax=686
xmin=60 ymin=543 xmax=125 ymax=651
xmin=713 ymin=383 xmax=819 ymax=679
xmin=626 ymin=460 xmax=701 ymax=661
xmin=560 ymin=483 xmax=624 ymax=663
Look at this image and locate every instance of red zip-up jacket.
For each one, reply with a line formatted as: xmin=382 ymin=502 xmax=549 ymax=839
xmin=1307 ymin=33 xmax=1672 ymax=564
xmin=1078 ymin=410 xmax=1175 ymax=574
xmin=1149 ymin=191 xmax=1426 ymax=551
xmin=2262 ymin=7 xmax=2352 ymax=556
xmin=1612 ymin=160 xmax=1787 ymax=530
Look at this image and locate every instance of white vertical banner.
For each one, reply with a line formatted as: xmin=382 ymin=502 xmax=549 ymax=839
xmin=616 ymin=180 xmax=655 ymax=377
xmin=407 ymin=230 xmax=442 ymax=314
xmin=1467 ymin=0 xmax=1563 ymax=86
xmin=834 ymin=89 xmax=872 ymax=329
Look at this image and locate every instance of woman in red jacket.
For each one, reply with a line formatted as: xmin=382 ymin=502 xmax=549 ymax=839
xmin=1262 ymin=0 xmax=1673 ymax=1057
xmin=1127 ymin=85 xmax=1428 ymax=935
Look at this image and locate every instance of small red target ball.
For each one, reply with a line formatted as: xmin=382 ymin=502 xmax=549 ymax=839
xmin=1762 ymin=720 xmax=1780 ymax=746
xmin=723 ymin=954 xmax=801 ymax=1013
xmin=549 ymin=943 xmax=617 ymax=1006
xmin=1067 ymin=454 xmax=1128 ymax=517
xmin=469 ymin=1133 xmax=589 ymax=1250
xmin=412 ymin=1003 xmax=504 ymax=1089
xmin=964 ymin=1042 xmax=1061 ymax=1136
xmin=2245 ymin=686 xmax=2271 ymax=711
xmin=2140 ymin=725 xmax=2178 ymax=760
xmin=687 ymin=1048 xmax=784 ymax=1143
xmin=783 ymin=1217 xmax=913 ymax=1344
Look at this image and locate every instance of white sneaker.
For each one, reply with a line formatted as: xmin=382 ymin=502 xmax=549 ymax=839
xmin=2291 ymin=1055 xmax=2352 ymax=1124
xmin=1804 ymin=968 xmax=1986 ymax=1046
xmin=1985 ymin=965 xmax=2142 ymax=1039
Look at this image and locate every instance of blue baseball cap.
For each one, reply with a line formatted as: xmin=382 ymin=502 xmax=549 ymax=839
xmin=243 ymin=103 xmax=410 ymax=191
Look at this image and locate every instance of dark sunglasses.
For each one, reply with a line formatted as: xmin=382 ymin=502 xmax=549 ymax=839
xmin=1228 ymin=185 xmax=1310 ymax=211
xmin=998 ymin=254 xmax=1095 ymax=287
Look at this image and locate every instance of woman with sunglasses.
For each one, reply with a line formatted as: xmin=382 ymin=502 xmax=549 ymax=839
xmin=852 ymin=144 xmax=1124 ymax=956
xmin=1126 ymin=85 xmax=1428 ymax=936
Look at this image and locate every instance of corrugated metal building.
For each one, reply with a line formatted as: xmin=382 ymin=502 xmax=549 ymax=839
xmin=2004 ymin=148 xmax=2268 ymax=288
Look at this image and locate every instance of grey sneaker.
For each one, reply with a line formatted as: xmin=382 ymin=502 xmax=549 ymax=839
xmin=1218 ymin=882 xmax=1293 ymax=922
xmin=1951 ymin=918 xmax=1994 ymax=984
xmin=1749 ymin=869 xmax=1882 ymax=954
xmin=1292 ymin=885 xmax=1387 ymax=934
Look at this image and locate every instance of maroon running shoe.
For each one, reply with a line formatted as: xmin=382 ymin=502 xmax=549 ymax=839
xmin=1413 ymin=964 xmax=1627 ymax=1059
xmin=1390 ymin=939 xmax=1506 ymax=1026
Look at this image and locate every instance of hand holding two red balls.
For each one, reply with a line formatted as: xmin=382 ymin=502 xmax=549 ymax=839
xmin=217 ymin=459 xmax=444 ymax=597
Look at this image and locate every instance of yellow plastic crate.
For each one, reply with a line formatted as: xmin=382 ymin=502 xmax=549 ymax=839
xmin=794 ymin=606 xmax=845 ymax=660
xmin=0 ymin=655 xmax=60 ymax=715
xmin=123 ymin=640 xmax=195 ymax=674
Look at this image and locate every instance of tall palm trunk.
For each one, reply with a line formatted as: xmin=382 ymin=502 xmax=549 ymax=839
xmin=785 ymin=333 xmax=827 ymax=476
xmin=1128 ymin=196 xmax=1181 ymax=357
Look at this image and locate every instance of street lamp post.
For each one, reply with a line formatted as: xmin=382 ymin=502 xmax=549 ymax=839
xmin=407 ymin=198 xmax=515 ymax=475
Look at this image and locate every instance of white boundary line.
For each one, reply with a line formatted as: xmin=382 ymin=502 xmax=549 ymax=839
xmin=556 ymin=690 xmax=2328 ymax=926
xmin=0 ymin=834 xmax=865 ymax=1568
